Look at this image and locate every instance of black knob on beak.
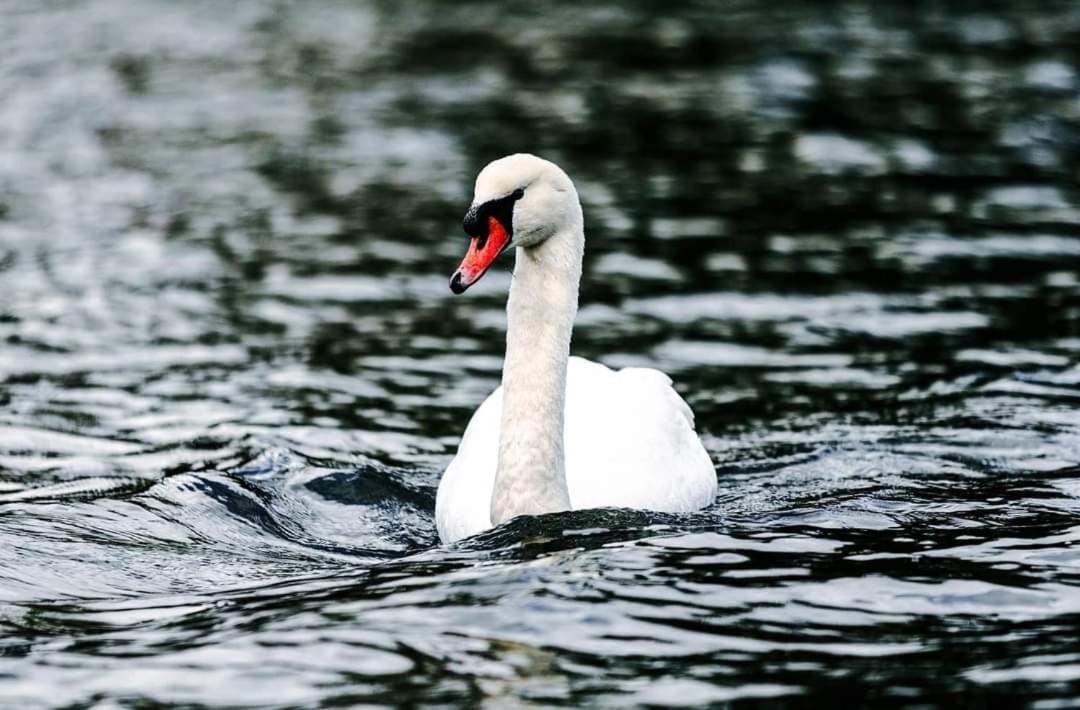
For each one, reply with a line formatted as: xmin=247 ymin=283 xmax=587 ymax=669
xmin=463 ymin=205 xmax=483 ymax=237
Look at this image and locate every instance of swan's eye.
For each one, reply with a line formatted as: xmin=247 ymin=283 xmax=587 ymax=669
xmin=512 ymin=188 xmax=524 ymax=200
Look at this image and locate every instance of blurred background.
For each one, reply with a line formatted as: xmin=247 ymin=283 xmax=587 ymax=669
xmin=2 ymin=1 xmax=1080 ymax=707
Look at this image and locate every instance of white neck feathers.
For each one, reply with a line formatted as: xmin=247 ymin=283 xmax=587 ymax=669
xmin=489 ymin=216 xmax=583 ymax=526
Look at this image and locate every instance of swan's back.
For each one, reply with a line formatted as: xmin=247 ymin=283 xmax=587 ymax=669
xmin=435 ymin=357 xmax=717 ymax=542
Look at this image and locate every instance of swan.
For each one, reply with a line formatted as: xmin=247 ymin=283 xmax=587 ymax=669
xmin=435 ymin=154 xmax=717 ymax=543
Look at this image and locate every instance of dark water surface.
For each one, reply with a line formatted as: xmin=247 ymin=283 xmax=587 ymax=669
xmin=2 ymin=1 xmax=1080 ymax=707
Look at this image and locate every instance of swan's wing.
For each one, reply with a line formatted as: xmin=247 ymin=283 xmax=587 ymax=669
xmin=618 ymin=365 xmax=695 ymax=429
xmin=435 ymin=388 xmax=500 ymax=543
xmin=563 ymin=357 xmax=717 ymax=513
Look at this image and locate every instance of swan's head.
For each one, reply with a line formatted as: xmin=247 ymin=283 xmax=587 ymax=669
xmin=450 ymin=153 xmax=579 ymax=294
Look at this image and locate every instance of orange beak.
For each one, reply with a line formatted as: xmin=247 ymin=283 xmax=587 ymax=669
xmin=450 ymin=215 xmax=511 ymax=294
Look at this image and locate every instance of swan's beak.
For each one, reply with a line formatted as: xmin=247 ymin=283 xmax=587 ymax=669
xmin=450 ymin=215 xmax=511 ymax=294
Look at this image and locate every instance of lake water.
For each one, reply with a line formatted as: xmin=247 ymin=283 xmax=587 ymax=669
xmin=2 ymin=1 xmax=1080 ymax=706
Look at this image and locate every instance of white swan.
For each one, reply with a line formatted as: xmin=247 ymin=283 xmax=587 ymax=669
xmin=435 ymin=154 xmax=717 ymax=543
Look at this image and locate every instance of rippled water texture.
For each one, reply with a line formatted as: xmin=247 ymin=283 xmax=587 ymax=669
xmin=2 ymin=1 xmax=1080 ymax=707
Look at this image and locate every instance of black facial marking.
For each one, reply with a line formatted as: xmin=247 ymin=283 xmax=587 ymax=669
xmin=462 ymin=188 xmax=525 ymax=240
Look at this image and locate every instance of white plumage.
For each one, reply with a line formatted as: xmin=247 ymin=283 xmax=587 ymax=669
xmin=435 ymin=154 xmax=717 ymax=543
xmin=436 ymin=356 xmax=717 ymax=543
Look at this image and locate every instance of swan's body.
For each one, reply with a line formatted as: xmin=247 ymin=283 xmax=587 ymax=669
xmin=437 ymin=357 xmax=716 ymax=542
xmin=436 ymin=154 xmax=717 ymax=543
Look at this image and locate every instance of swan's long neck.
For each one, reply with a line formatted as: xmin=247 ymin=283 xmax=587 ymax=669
xmin=490 ymin=217 xmax=584 ymax=526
